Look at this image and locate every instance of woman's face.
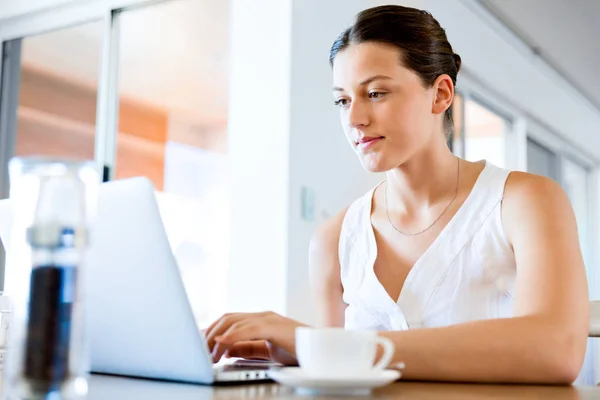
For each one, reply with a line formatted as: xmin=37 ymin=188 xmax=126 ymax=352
xmin=332 ymin=42 xmax=444 ymax=173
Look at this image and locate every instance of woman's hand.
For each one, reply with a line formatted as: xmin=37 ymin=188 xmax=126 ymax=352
xmin=204 ymin=311 xmax=307 ymax=363
xmin=221 ymin=340 xmax=299 ymax=365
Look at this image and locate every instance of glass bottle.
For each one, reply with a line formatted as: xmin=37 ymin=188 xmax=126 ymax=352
xmin=2 ymin=157 xmax=100 ymax=400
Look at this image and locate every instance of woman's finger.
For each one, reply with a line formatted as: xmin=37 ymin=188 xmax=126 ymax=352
xmin=267 ymin=341 xmax=299 ymax=365
xmin=206 ymin=314 xmax=244 ymax=352
xmin=212 ymin=321 xmax=265 ymax=362
xmin=211 ymin=340 xmax=232 ymax=363
xmin=208 ymin=313 xmax=268 ymax=356
xmin=225 ymin=340 xmax=270 ymax=360
xmin=206 ymin=312 xmax=270 ymax=347
xmin=204 ymin=313 xmax=231 ymax=337
xmin=204 ymin=313 xmax=232 ymax=343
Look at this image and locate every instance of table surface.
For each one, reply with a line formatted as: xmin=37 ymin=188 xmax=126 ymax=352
xmin=84 ymin=374 xmax=600 ymax=400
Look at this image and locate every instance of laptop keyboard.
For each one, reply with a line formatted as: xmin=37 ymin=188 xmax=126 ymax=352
xmin=218 ymin=363 xmax=272 ymax=372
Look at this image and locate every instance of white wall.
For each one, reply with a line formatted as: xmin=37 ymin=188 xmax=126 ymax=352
xmin=225 ymin=0 xmax=292 ymax=316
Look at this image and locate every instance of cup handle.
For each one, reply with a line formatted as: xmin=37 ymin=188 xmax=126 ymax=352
xmin=372 ymin=336 xmax=395 ymax=371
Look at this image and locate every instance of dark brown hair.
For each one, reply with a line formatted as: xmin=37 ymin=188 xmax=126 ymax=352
xmin=329 ymin=5 xmax=462 ymax=135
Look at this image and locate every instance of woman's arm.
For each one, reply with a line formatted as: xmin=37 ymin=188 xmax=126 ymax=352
xmin=308 ymin=208 xmax=348 ymax=327
xmin=379 ymin=172 xmax=589 ymax=384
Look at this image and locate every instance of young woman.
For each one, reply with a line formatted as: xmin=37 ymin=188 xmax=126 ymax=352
xmin=204 ymin=5 xmax=589 ymax=384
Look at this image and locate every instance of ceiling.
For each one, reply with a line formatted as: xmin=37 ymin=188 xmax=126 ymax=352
xmin=479 ymin=0 xmax=600 ymax=111
xmin=20 ymin=0 xmax=229 ymax=124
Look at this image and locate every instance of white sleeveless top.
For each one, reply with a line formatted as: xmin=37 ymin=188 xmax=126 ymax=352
xmin=339 ymin=161 xmax=516 ymax=331
xmin=338 ymin=160 xmax=594 ymax=384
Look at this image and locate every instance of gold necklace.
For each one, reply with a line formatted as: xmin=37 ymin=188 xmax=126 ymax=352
xmin=385 ymin=158 xmax=460 ymax=236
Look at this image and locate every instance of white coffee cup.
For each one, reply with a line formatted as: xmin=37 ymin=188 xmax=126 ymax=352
xmin=295 ymin=327 xmax=395 ymax=377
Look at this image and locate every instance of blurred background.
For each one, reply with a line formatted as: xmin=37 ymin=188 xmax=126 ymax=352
xmin=0 ymin=0 xmax=598 ymax=382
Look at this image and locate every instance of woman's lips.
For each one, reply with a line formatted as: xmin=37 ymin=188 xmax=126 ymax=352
xmin=356 ymin=136 xmax=384 ymax=150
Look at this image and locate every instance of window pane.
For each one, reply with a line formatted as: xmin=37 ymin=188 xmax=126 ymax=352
xmin=15 ymin=22 xmax=103 ymax=159
xmin=464 ymin=99 xmax=507 ymax=167
xmin=115 ymin=0 xmax=230 ymax=327
xmin=526 ymin=138 xmax=559 ymax=181
xmin=562 ymin=158 xmax=592 ymax=286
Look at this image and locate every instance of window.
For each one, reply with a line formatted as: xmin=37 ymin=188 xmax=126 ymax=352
xmin=114 ymin=0 xmax=230 ymax=326
xmin=463 ymin=99 xmax=508 ymax=167
xmin=0 ymin=21 xmax=103 ymax=291
xmin=450 ymin=96 xmax=509 ymax=167
xmin=526 ymin=138 xmax=559 ymax=181
xmin=562 ymin=157 xmax=593 ymax=291
xmin=0 ymin=0 xmax=231 ymax=324
xmin=13 ymin=22 xmax=103 ymax=160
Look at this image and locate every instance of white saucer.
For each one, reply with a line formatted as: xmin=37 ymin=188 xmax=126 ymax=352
xmin=267 ymin=367 xmax=401 ymax=396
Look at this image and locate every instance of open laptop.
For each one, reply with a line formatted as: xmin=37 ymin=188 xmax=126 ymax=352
xmin=0 ymin=177 xmax=277 ymax=384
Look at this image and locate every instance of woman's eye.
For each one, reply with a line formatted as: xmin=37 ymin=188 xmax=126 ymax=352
xmin=334 ymin=98 xmax=349 ymax=108
xmin=369 ymin=91 xmax=386 ymax=99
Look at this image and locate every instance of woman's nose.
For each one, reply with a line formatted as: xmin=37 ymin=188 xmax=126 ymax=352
xmin=348 ymin=101 xmax=370 ymax=128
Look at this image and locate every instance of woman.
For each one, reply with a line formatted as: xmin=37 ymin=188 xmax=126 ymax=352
xmin=205 ymin=5 xmax=589 ymax=384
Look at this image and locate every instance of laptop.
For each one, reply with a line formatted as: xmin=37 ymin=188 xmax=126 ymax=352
xmin=0 ymin=177 xmax=277 ymax=384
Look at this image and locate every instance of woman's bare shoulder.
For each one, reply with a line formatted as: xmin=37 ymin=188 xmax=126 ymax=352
xmin=309 ymin=207 xmax=350 ymax=257
xmin=309 ymin=186 xmax=375 ymax=275
xmin=503 ymin=171 xmax=568 ymax=210
xmin=502 ymin=170 xmax=576 ymax=247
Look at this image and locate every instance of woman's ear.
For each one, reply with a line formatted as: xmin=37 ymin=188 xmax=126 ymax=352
xmin=431 ymin=74 xmax=454 ymax=116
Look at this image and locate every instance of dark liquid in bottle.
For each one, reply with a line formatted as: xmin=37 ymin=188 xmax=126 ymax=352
xmin=24 ymin=265 xmax=76 ymax=393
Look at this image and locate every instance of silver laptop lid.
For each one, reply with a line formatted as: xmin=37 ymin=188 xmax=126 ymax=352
xmin=84 ymin=177 xmax=215 ymax=384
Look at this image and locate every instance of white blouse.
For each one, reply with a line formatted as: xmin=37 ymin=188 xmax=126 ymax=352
xmin=338 ymin=161 xmax=593 ymax=384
